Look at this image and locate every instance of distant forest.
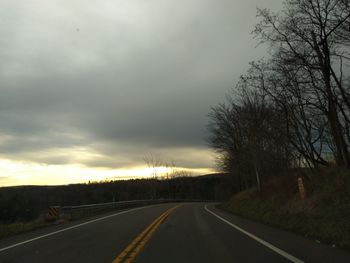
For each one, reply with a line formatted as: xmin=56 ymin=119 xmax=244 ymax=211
xmin=0 ymin=173 xmax=235 ymax=223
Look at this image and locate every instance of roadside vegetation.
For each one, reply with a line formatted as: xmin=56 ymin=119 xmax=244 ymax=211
xmin=0 ymin=221 xmax=51 ymax=240
xmin=221 ymin=167 xmax=350 ymax=249
xmin=208 ymin=0 xmax=350 ymax=249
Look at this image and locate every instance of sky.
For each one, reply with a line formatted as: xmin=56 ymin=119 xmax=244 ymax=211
xmin=0 ymin=0 xmax=282 ymax=186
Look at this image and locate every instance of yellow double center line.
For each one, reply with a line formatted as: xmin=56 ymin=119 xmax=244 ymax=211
xmin=113 ymin=205 xmax=181 ymax=263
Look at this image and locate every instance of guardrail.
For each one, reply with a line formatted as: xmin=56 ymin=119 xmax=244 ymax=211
xmin=47 ymin=199 xmax=210 ymax=221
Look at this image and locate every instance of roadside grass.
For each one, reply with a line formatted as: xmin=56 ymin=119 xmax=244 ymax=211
xmin=0 ymin=219 xmax=52 ymax=240
xmin=0 ymin=205 xmax=141 ymax=240
xmin=220 ymin=166 xmax=350 ymax=249
xmin=0 ymin=213 xmax=73 ymax=240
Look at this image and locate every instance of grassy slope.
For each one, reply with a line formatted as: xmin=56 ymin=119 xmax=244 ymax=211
xmin=220 ymin=167 xmax=350 ymax=249
xmin=0 ymin=221 xmax=50 ymax=239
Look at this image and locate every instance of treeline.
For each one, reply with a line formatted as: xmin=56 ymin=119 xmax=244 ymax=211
xmin=208 ymin=0 xmax=350 ymax=191
xmin=0 ymin=173 xmax=234 ymax=223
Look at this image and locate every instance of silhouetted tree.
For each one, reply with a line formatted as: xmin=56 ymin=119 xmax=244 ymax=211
xmin=208 ymin=88 xmax=291 ymax=191
xmin=254 ymin=0 xmax=350 ymax=167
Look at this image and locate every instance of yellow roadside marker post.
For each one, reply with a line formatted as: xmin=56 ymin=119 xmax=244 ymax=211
xmin=297 ymin=177 xmax=306 ymax=200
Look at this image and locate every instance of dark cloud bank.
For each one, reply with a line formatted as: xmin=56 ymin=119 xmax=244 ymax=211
xmin=0 ymin=0 xmax=281 ymax=172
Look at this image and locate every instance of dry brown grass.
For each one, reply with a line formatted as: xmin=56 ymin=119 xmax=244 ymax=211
xmin=221 ymin=166 xmax=350 ymax=249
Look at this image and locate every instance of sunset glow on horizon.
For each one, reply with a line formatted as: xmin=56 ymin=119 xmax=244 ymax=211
xmin=0 ymin=158 xmax=215 ymax=187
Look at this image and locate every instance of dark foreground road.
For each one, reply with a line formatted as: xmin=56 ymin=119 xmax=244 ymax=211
xmin=0 ymin=203 xmax=349 ymax=263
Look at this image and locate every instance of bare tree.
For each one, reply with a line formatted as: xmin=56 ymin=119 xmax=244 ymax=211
xmin=254 ymin=0 xmax=350 ymax=167
xmin=208 ymin=88 xmax=291 ymax=191
xmin=242 ymin=60 xmax=330 ymax=168
xmin=143 ymin=155 xmax=163 ymax=199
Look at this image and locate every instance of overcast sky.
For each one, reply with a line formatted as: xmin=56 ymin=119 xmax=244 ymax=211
xmin=0 ymin=0 xmax=282 ymax=186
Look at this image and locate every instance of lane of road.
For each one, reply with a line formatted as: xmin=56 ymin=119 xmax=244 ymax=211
xmin=0 ymin=203 xmax=349 ymax=263
xmin=136 ymin=204 xmax=294 ymax=263
xmin=0 ymin=204 xmax=175 ymax=263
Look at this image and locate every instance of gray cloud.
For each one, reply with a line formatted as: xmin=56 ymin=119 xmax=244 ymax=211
xmin=0 ymin=0 xmax=282 ymax=172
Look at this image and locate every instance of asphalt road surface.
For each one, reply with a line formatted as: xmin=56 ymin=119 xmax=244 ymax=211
xmin=0 ymin=203 xmax=349 ymax=263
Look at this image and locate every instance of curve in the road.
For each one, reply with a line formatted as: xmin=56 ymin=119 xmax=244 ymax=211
xmin=113 ymin=205 xmax=180 ymax=263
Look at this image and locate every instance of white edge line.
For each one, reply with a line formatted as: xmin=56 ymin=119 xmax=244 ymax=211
xmin=0 ymin=205 xmax=160 ymax=253
xmin=204 ymin=204 xmax=304 ymax=263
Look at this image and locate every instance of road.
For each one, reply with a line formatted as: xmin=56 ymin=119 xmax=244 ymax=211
xmin=0 ymin=203 xmax=349 ymax=263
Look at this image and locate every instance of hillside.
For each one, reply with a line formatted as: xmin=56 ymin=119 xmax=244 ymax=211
xmin=220 ymin=167 xmax=350 ymax=249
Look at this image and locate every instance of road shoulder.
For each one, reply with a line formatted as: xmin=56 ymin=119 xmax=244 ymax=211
xmin=209 ymin=204 xmax=350 ymax=263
